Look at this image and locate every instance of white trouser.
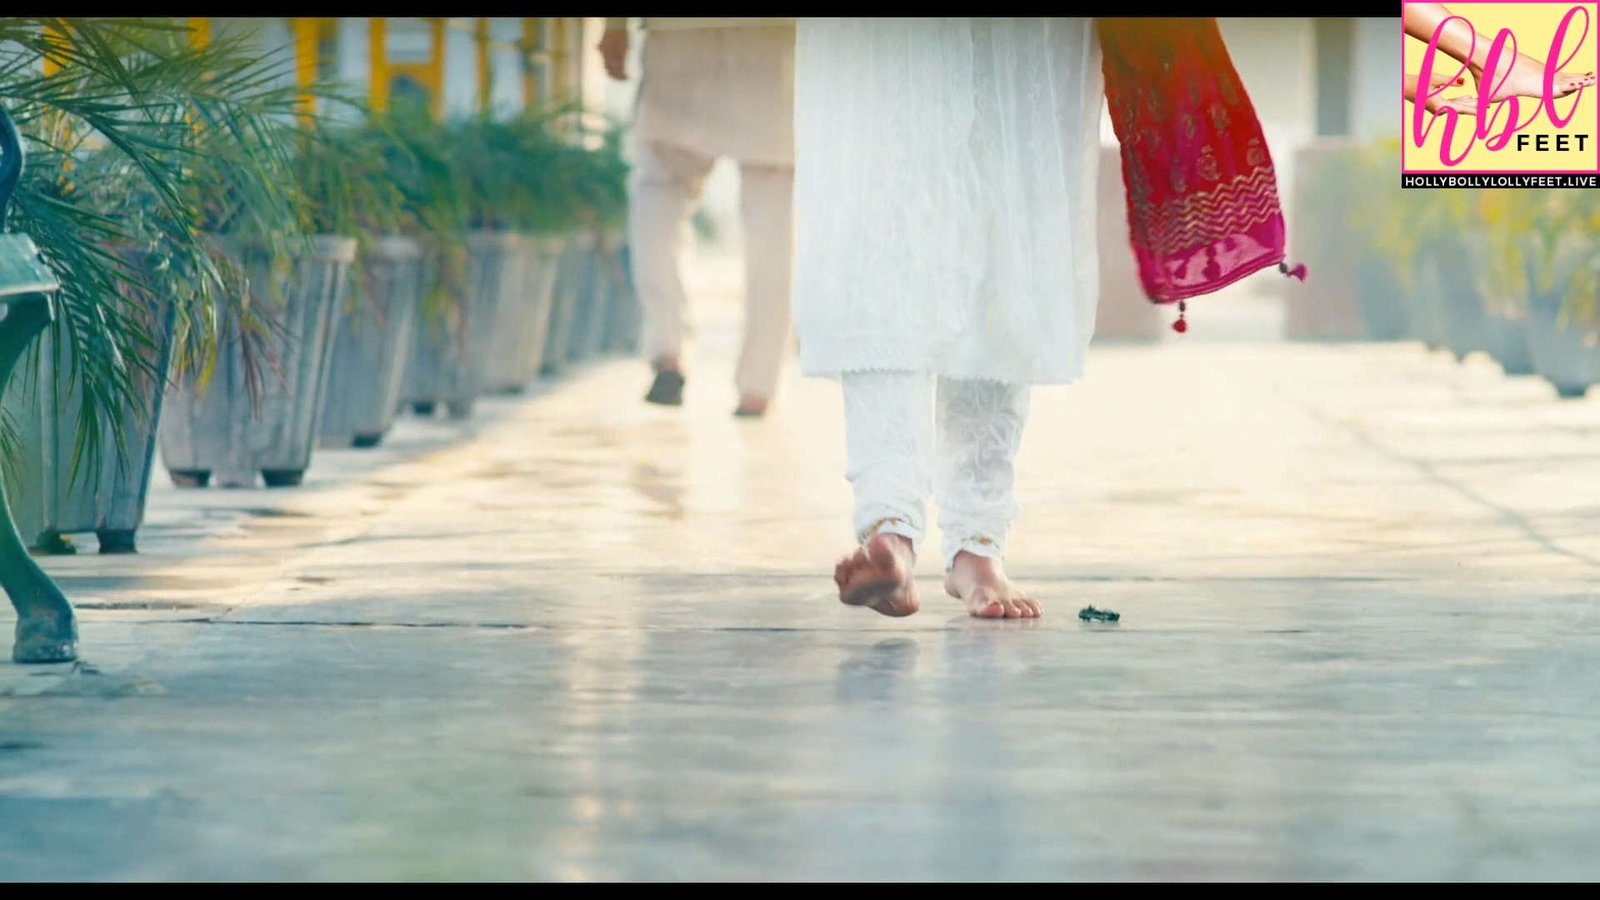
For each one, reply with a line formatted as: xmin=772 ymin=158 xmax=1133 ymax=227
xmin=842 ymin=370 xmax=1031 ymax=570
xmin=629 ymin=139 xmax=795 ymax=400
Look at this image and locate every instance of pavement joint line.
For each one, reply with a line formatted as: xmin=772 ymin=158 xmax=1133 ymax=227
xmin=1279 ymin=387 xmax=1600 ymax=572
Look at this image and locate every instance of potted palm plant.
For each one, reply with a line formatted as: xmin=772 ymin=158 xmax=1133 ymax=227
xmin=1344 ymin=141 xmax=1411 ymax=342
xmin=3 ymin=17 xmax=304 ymax=661
xmin=2 ymin=18 xmax=303 ymax=550
xmin=542 ymin=115 xmax=630 ymax=374
xmin=567 ymin=118 xmax=631 ymax=362
xmin=1458 ymin=190 xmax=1535 ymax=377
xmin=158 ymin=88 xmax=370 ymax=488
xmin=1515 ymin=191 xmax=1600 ymax=398
xmin=400 ymin=112 xmax=518 ymax=419
xmin=474 ymin=111 xmax=566 ymax=396
xmin=305 ymin=112 xmax=426 ymax=450
xmin=1432 ymin=192 xmax=1508 ymax=364
xmin=1371 ymin=160 xmax=1452 ymax=352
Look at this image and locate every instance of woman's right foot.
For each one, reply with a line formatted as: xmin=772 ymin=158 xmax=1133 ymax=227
xmin=835 ymin=532 xmax=920 ymax=617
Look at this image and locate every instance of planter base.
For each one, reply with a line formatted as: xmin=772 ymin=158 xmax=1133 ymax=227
xmin=169 ymin=469 xmax=211 ymax=489
xmin=262 ymin=469 xmax=305 ymax=488
xmin=96 ymin=529 xmax=138 ymax=555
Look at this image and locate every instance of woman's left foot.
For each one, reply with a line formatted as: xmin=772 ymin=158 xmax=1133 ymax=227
xmin=945 ymin=552 xmax=1041 ymax=619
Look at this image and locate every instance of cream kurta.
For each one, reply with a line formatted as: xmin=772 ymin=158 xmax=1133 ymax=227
xmin=791 ymin=17 xmax=1105 ymax=385
xmin=612 ymin=18 xmax=796 ymax=167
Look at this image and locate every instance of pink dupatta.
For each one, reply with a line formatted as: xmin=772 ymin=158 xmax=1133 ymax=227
xmin=1098 ymin=17 xmax=1305 ymax=332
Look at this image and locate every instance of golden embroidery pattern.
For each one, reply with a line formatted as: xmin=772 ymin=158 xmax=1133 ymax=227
xmin=1135 ymin=165 xmax=1283 ymax=258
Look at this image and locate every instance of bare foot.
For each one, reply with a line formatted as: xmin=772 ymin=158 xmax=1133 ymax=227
xmin=835 ymin=532 xmax=919 ymax=617
xmin=1471 ymin=52 xmax=1594 ymax=103
xmin=945 ymin=552 xmax=1040 ymax=619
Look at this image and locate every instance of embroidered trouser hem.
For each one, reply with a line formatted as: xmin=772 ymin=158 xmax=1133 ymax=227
xmin=842 ymin=370 xmax=1030 ymax=570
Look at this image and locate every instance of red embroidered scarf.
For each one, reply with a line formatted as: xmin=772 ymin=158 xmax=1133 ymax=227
xmin=1098 ymin=18 xmax=1303 ymax=324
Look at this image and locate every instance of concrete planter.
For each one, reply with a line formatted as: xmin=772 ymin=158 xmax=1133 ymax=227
xmin=1405 ymin=247 xmax=1452 ymax=352
xmin=2 ymin=290 xmax=175 ymax=553
xmin=317 ymin=236 xmax=425 ymax=449
xmin=1526 ymin=305 xmax=1600 ymax=399
xmin=159 ymin=235 xmax=357 ymax=488
xmin=1432 ymin=236 xmax=1501 ymax=363
xmin=1522 ymin=233 xmax=1600 ymax=398
xmin=401 ymin=230 xmax=514 ymax=420
xmin=570 ymin=231 xmax=614 ymax=362
xmin=541 ymin=230 xmax=596 ymax=376
xmin=483 ymin=234 xmax=562 ymax=394
xmin=602 ymin=238 xmax=641 ymax=354
xmin=1459 ymin=229 xmax=1535 ymax=376
xmin=1353 ymin=259 xmax=1412 ymax=342
xmin=1283 ymin=138 xmax=1368 ymax=341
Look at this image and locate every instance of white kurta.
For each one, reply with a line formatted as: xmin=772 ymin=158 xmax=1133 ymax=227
xmin=791 ymin=18 xmax=1106 ymax=385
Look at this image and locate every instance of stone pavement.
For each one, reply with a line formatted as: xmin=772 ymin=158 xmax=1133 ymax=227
xmin=2 ymin=261 xmax=1599 ymax=881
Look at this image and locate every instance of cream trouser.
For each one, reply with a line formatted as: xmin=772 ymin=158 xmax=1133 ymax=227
xmin=629 ymin=140 xmax=794 ymax=400
xmin=843 ymin=371 xmax=1032 ymax=570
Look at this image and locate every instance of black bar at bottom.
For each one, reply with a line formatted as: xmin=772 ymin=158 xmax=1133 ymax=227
xmin=1401 ymin=173 xmax=1600 ymax=189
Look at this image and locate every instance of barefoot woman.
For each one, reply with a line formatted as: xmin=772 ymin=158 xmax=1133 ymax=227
xmin=793 ymin=19 xmax=1100 ymax=620
xmin=794 ymin=18 xmax=1296 ymax=619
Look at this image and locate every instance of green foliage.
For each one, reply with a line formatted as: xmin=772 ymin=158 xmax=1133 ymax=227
xmin=1353 ymin=138 xmax=1598 ymax=332
xmin=1 ymin=17 xmax=636 ymax=488
xmin=2 ymin=17 xmax=306 ymax=483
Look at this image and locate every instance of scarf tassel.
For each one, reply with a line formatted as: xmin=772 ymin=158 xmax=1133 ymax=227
xmin=1171 ymin=260 xmax=1307 ymax=335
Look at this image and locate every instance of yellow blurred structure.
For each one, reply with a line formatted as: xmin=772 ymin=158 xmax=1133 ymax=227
xmin=179 ymin=17 xmax=595 ymax=121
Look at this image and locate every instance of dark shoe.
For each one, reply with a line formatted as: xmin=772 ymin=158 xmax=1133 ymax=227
xmin=645 ymin=370 xmax=685 ymax=406
xmin=733 ymin=406 xmax=766 ymax=419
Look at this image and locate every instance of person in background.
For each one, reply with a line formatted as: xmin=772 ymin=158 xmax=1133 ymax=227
xmin=598 ymin=17 xmax=796 ymax=418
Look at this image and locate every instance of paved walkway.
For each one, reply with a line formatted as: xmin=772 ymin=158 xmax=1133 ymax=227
xmin=3 ymin=260 xmax=1599 ymax=880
